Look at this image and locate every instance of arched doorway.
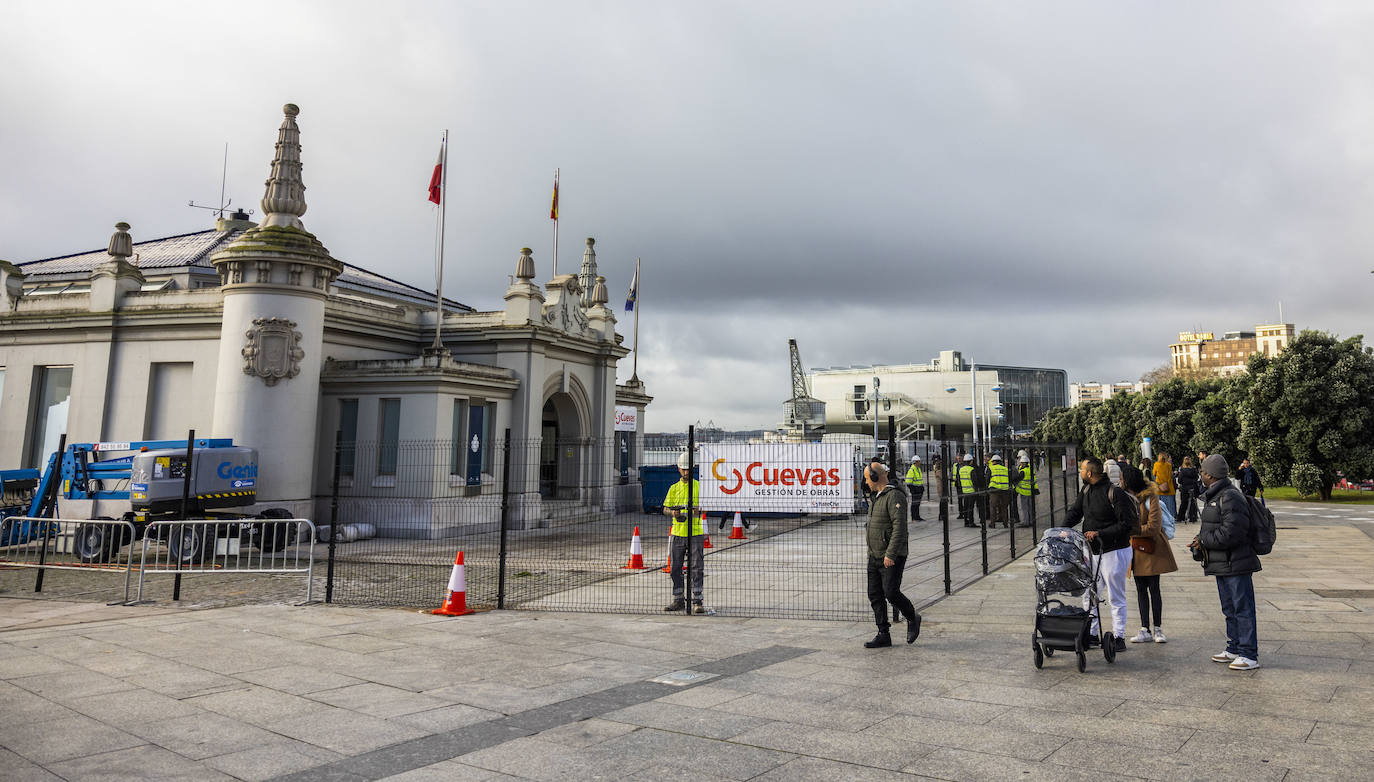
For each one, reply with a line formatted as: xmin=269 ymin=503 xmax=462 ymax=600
xmin=540 ymin=393 xmax=582 ymax=498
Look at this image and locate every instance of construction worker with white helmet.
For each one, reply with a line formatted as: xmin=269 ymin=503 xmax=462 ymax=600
xmin=663 ymin=451 xmax=706 ymax=613
xmin=904 ymin=454 xmax=925 ymax=521
xmin=956 ymin=453 xmax=977 ymax=527
xmin=1014 ymin=453 xmax=1036 ymax=528
xmin=987 ymin=453 xmax=1012 ymax=528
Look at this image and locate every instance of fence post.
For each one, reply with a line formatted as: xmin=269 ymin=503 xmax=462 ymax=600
xmin=684 ymin=425 xmax=695 ymax=616
xmin=940 ymin=439 xmax=951 ymax=594
xmin=326 ymin=431 xmax=341 ymax=604
xmin=1029 ymin=448 xmax=1039 ymax=541
xmin=173 ymin=429 xmax=195 ymax=603
xmin=1006 ymin=448 xmax=1016 ymax=560
xmin=32 ymin=433 xmax=67 ymax=594
xmin=497 ymin=430 xmax=512 ymax=610
xmin=1047 ymin=446 xmax=1058 ymax=528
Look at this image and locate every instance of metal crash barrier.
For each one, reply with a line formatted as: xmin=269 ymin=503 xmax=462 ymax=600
xmin=137 ymin=518 xmax=317 ymax=604
xmin=0 ymin=516 xmax=139 ymax=604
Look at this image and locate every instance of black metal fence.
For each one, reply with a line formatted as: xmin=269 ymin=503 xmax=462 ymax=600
xmin=317 ymin=428 xmax=1080 ymax=622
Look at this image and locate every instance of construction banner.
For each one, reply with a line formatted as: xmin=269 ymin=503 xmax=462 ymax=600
xmin=696 ymin=443 xmax=854 ymax=514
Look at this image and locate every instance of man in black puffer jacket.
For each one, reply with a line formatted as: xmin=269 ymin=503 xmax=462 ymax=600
xmin=1189 ymin=454 xmax=1260 ymax=671
xmin=1064 ymin=457 xmax=1139 ymax=652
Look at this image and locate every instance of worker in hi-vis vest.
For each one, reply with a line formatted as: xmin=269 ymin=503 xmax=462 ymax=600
xmin=663 ymin=451 xmax=706 ymax=613
xmin=1014 ymin=453 xmax=1035 ymax=528
xmin=956 ymin=453 xmax=977 ymax=527
xmin=987 ymin=453 xmax=1012 ymax=528
xmin=904 ymin=455 xmax=925 ymax=521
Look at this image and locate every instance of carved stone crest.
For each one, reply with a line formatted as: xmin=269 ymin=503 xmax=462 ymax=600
xmin=242 ymin=317 xmax=304 ymax=386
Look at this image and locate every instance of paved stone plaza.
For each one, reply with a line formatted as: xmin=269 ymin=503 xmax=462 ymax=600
xmin=3 ymin=500 xmax=1374 ymax=781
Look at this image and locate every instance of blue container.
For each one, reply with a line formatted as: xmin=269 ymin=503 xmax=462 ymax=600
xmin=639 ymin=465 xmax=696 ymax=514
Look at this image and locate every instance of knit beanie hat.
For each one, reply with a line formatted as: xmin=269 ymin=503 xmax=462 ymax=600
xmin=1201 ymin=453 xmax=1229 ymax=479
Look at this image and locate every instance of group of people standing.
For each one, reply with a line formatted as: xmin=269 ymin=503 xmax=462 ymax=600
xmin=947 ymin=451 xmax=1038 ymax=529
xmin=1065 ymin=450 xmax=1263 ymax=670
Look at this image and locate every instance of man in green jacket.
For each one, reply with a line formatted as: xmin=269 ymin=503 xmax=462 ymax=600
xmin=864 ymin=462 xmax=921 ymax=648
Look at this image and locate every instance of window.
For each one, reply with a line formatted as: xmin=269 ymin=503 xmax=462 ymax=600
xmin=482 ymin=402 xmax=496 ymax=472
xmin=338 ymin=399 xmax=358 ymax=478
xmin=144 ymin=362 xmax=194 ymax=440
xmin=378 ymin=398 xmax=400 ymax=476
xmin=450 ymin=399 xmax=467 ymax=475
xmin=27 ymin=366 xmax=73 ymax=468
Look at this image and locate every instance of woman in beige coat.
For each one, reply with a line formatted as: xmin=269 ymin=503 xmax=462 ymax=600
xmin=1125 ymin=468 xmax=1178 ymax=643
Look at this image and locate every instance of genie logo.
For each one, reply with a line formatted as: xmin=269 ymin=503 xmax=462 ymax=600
xmin=217 ymin=461 xmax=259 ymax=481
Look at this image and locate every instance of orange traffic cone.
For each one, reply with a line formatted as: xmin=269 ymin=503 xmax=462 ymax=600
xmin=622 ymin=526 xmax=646 ymax=569
xmin=728 ymin=512 xmax=747 ymax=540
xmin=433 ymin=551 xmax=475 ymax=616
xmin=703 ymin=532 xmax=713 ymax=549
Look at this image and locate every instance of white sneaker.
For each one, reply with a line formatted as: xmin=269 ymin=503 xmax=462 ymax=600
xmin=1152 ymin=627 xmax=1167 ymax=643
xmin=1129 ymin=628 xmax=1153 ymax=643
xmin=1228 ymin=656 xmax=1260 ymax=671
xmin=1211 ymin=651 xmax=1237 ymax=663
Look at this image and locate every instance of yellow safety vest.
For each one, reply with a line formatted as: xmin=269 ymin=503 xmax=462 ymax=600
xmin=663 ymin=479 xmax=706 ymax=536
xmin=1015 ymin=465 xmax=1034 ymax=496
xmin=957 ymin=464 xmax=975 ymax=493
xmin=905 ymin=464 xmax=924 ymax=486
xmin=989 ymin=463 xmax=1010 ymax=491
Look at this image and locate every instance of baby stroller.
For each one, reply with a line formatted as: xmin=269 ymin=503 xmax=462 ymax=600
xmin=1032 ymin=527 xmax=1116 ymax=672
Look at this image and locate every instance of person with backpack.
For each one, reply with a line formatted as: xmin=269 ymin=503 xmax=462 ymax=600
xmin=1238 ymin=458 xmax=1264 ymax=498
xmin=1175 ymin=456 xmax=1202 ymax=524
xmin=1188 ymin=454 xmax=1261 ymax=671
xmin=1064 ymin=457 xmax=1139 ymax=652
xmin=1125 ymin=467 xmax=1177 ymax=643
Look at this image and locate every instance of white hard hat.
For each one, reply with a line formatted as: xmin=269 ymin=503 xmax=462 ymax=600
xmin=677 ymin=452 xmax=691 ymax=470
xmin=1019 ymin=455 xmax=1030 ymax=463
xmin=963 ymin=454 xmax=973 ymax=462
xmin=990 ymin=454 xmax=1003 ymax=462
xmin=912 ymin=454 xmax=921 ymax=461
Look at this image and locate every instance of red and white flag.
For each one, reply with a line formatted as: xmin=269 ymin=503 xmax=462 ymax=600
xmin=427 ymin=142 xmax=444 ymax=205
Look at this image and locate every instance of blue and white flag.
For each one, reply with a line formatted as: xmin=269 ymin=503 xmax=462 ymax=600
xmin=624 ymin=265 xmax=638 ymax=312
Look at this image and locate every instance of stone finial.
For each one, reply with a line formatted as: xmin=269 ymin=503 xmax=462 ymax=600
xmin=591 ymin=275 xmax=609 ymax=306
xmin=107 ymin=222 xmax=133 ymax=260
xmin=260 ymin=103 xmax=308 ymax=229
xmin=577 ymin=237 xmax=598 ymax=307
xmin=515 ymin=247 xmax=536 ymax=281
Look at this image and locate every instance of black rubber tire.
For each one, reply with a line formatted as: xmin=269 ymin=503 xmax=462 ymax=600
xmin=1103 ymin=633 xmax=1117 ymax=663
xmin=1044 ymin=646 xmax=1055 ymax=657
xmin=253 ymin=509 xmax=295 ymax=552
xmin=166 ymin=523 xmax=211 ymax=565
xmin=1077 ymin=651 xmax=1087 ymax=673
xmin=1033 ymin=645 xmax=1044 ymax=669
xmin=74 ymin=522 xmax=117 ymax=564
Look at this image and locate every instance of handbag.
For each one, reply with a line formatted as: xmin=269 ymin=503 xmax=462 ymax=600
xmin=1130 ymin=535 xmax=1156 ymax=555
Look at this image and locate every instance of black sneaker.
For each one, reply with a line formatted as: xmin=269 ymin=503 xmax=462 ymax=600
xmin=1114 ymin=637 xmax=1127 ymax=653
xmin=864 ymin=632 xmax=893 ymax=649
xmin=663 ymin=598 xmax=685 ymax=612
xmin=906 ymin=615 xmax=922 ymax=644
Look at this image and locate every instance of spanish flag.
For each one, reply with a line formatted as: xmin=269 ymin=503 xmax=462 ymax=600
xmin=427 ymin=143 xmax=444 ymax=205
xmin=549 ymin=169 xmax=559 ymax=220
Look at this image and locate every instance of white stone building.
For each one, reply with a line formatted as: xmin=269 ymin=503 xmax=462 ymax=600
xmin=0 ymin=104 xmax=652 ymax=536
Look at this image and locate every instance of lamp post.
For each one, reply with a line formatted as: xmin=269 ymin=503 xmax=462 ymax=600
xmin=982 ymin=385 xmax=1002 ymax=447
xmin=871 ymin=375 xmax=881 ymax=459
xmin=968 ymin=363 xmax=978 ymax=454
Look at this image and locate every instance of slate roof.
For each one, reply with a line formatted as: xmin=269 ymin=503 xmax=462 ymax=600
xmin=17 ymin=228 xmax=472 ymax=312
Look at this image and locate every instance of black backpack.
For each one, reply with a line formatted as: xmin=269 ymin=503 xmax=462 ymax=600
xmin=1242 ymin=493 xmax=1276 ymax=555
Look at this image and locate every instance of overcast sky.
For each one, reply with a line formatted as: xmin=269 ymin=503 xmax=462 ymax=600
xmin=3 ymin=1 xmax=1372 ymax=431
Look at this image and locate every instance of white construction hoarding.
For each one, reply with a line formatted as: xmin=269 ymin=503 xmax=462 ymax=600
xmin=697 ymin=443 xmax=853 ymax=514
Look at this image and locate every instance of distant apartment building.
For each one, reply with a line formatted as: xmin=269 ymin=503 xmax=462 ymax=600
xmin=1069 ymin=381 xmax=1150 ymax=407
xmin=1170 ymin=323 xmax=1295 ymax=376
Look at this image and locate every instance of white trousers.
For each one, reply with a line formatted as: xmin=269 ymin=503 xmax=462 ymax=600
xmin=1087 ymin=546 xmax=1132 ymax=638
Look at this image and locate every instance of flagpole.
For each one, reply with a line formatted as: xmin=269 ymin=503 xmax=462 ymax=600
xmin=632 ymin=257 xmax=640 ymax=382
xmin=551 ymin=167 xmax=560 ymax=277
xmin=432 ymin=130 xmax=448 ymax=351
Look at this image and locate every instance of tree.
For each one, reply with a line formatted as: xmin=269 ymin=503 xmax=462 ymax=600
xmin=1085 ymin=392 xmax=1145 ymax=461
xmin=1190 ymin=372 xmax=1251 ymax=466
xmin=1138 ymin=377 xmax=1221 ymax=461
xmin=1240 ymin=331 xmax=1374 ymax=500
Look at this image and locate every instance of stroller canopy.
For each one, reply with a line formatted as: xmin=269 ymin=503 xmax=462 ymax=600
xmin=1035 ymin=527 xmax=1094 ymax=597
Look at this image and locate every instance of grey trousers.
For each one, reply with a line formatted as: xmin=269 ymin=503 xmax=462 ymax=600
xmin=669 ymin=534 xmax=705 ymax=600
xmin=1017 ymin=493 xmax=1033 ymax=526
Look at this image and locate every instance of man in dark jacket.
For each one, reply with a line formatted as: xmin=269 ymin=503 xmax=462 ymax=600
xmin=1063 ymin=457 xmax=1138 ymax=652
xmin=1237 ymin=459 xmax=1264 ymax=498
xmin=862 ymin=462 xmax=920 ymax=648
xmin=1190 ymin=454 xmax=1261 ymax=670
xmin=1175 ymin=456 xmax=1202 ymax=524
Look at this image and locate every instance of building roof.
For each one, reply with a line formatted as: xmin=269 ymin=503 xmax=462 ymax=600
xmin=16 ymin=227 xmax=472 ymax=312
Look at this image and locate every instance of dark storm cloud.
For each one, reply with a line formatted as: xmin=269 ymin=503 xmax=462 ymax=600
xmin=2 ymin=1 xmax=1371 ymax=430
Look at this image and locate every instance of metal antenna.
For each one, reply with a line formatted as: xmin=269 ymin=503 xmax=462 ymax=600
xmin=188 ymin=143 xmax=254 ymax=218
